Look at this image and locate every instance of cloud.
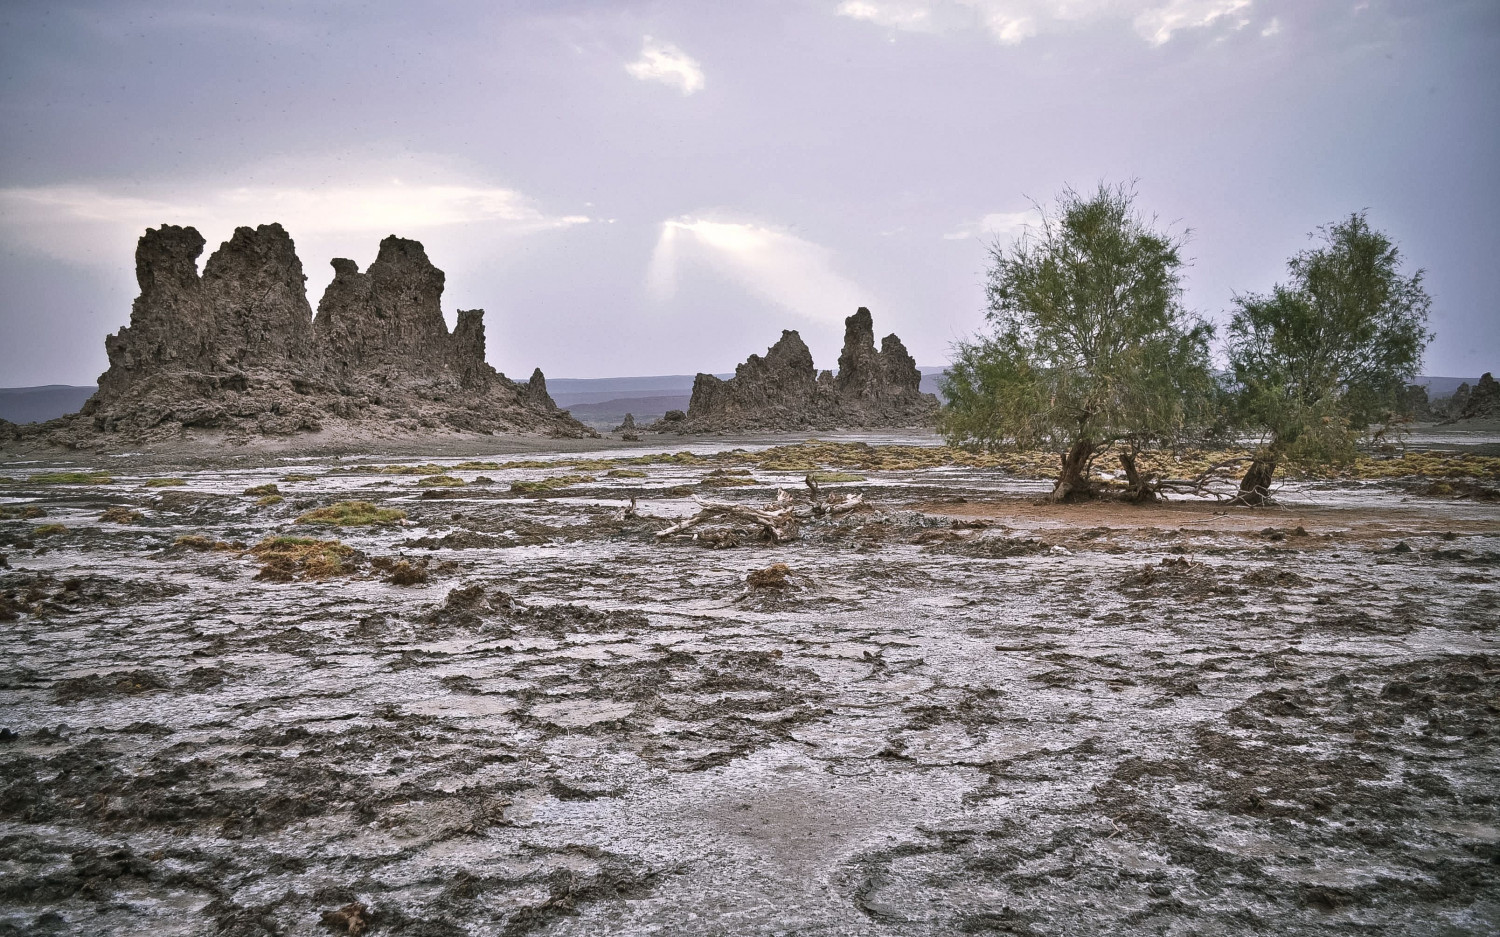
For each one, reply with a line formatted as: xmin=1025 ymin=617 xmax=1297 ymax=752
xmin=647 ymin=216 xmax=865 ymax=325
xmin=835 ymin=1 xmax=939 ymax=32
xmin=625 ymin=37 xmax=705 ymax=95
xmin=0 ymin=167 xmax=589 ymax=269
xmin=836 ymin=0 xmax=1260 ymax=45
xmin=1132 ymin=0 xmax=1251 ymax=45
xmin=943 ymin=209 xmax=1042 ymax=242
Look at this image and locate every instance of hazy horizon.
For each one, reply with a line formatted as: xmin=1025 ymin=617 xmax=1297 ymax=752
xmin=3 ymin=1 xmax=1497 ymax=387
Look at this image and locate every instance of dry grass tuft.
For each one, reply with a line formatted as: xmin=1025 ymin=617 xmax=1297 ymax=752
xmin=295 ymin=501 xmax=406 ymax=526
xmin=250 ymin=535 xmax=360 ymax=581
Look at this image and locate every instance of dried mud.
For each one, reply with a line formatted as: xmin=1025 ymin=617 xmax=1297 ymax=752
xmin=2 ymin=436 xmax=1497 ymax=935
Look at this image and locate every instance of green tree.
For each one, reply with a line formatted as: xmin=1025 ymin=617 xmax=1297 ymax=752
xmin=941 ymin=184 xmax=1216 ymax=502
xmin=1226 ymin=212 xmax=1431 ymax=504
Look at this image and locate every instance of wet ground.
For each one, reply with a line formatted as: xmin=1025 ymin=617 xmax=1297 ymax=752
xmin=2 ymin=435 xmax=1498 ymax=935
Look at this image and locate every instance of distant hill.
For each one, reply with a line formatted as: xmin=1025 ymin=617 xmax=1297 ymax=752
xmin=0 ymin=385 xmax=96 ymax=425
xmin=547 ymin=374 xmax=722 ymax=408
xmin=1 ymin=371 xmax=1482 ymax=425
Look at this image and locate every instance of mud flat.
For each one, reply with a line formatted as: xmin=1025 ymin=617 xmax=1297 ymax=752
xmin=2 ymin=435 xmax=1497 ymax=935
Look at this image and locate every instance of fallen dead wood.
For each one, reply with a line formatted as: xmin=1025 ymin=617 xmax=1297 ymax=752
xmin=656 ymin=476 xmax=865 ymax=546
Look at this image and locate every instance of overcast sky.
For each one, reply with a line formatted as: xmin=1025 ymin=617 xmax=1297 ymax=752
xmin=1 ymin=0 xmax=1496 ymax=386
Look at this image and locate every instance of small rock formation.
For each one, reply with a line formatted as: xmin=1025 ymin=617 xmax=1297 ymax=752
xmin=652 ymin=307 xmax=938 ymax=433
xmin=6 ymin=223 xmax=591 ymax=447
xmin=1458 ymin=373 xmax=1499 ymax=420
xmin=614 ymin=413 xmax=640 ymax=440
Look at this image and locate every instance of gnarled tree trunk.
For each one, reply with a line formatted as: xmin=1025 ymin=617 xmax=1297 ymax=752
xmin=1046 ymin=438 xmax=1095 ymax=503
xmin=1118 ymin=450 xmax=1158 ymax=503
xmin=1231 ymin=455 xmax=1278 ymax=506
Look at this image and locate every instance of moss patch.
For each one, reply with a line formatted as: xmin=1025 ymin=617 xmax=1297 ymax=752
xmin=510 ymin=475 xmax=595 ymax=494
xmin=100 ymin=506 xmax=143 ymax=524
xmin=18 ymin=472 xmax=113 ymax=485
xmin=416 ymin=475 xmax=466 ymax=488
xmin=806 ymin=471 xmax=867 ymax=483
xmin=175 ymin=534 xmax=237 ymax=551
xmin=143 ymin=478 xmax=187 ymax=488
xmin=295 ymin=500 xmax=406 ymax=527
xmin=244 ymin=483 xmax=280 ymax=496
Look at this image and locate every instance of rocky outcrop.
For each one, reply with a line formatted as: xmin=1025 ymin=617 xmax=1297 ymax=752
xmin=1458 ymin=373 xmax=1499 ymax=420
xmin=9 ymin=223 xmax=590 ymax=448
xmin=653 ymin=307 xmax=938 ymax=433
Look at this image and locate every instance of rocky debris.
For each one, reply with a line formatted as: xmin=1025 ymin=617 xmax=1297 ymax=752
xmin=652 ymin=308 xmax=938 ymax=433
xmin=4 ymin=224 xmax=591 ymax=449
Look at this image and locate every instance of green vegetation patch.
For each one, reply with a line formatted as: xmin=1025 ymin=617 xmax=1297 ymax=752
xmin=806 ymin=471 xmax=867 ymax=483
xmin=143 ymin=478 xmax=187 ymax=488
xmin=33 ymin=523 xmax=68 ymax=536
xmin=510 ymin=475 xmax=595 ymax=494
xmin=175 ymin=534 xmax=237 ymax=551
xmin=280 ymin=473 xmax=317 ymax=482
xmin=606 ymin=469 xmax=648 ymax=478
xmin=416 ymin=475 xmax=466 ymax=488
xmin=244 ymin=483 xmax=280 ymax=496
xmin=0 ymin=505 xmax=47 ymax=520
xmin=250 ymin=535 xmax=360 ymax=581
xmin=700 ymin=470 xmax=757 ymax=487
xmin=256 ymin=495 xmax=284 ymax=506
xmin=295 ymin=500 xmax=406 ymax=526
xmin=20 ymin=472 xmax=113 ymax=485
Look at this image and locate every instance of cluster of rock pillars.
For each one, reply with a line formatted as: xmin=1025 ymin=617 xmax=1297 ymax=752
xmin=0 ymin=223 xmax=938 ymax=447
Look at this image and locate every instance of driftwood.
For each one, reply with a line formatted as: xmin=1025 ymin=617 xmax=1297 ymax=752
xmin=1152 ymin=457 xmax=1258 ymax=501
xmin=656 ymin=475 xmax=865 ymax=545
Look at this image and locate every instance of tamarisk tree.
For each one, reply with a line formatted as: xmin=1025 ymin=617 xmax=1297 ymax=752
xmin=941 ymin=184 xmax=1215 ymax=502
xmin=1226 ymin=212 xmax=1431 ymax=504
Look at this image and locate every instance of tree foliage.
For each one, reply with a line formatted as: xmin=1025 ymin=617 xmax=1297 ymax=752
xmin=941 ymin=183 xmax=1215 ymax=500
xmin=1226 ymin=212 xmax=1431 ymax=502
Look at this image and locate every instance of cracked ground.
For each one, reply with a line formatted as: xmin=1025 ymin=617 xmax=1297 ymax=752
xmin=2 ymin=437 xmax=1497 ymax=935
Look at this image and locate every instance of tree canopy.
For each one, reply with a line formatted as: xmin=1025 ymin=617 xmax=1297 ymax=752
xmin=941 ymin=183 xmax=1215 ymax=501
xmin=1226 ymin=211 xmax=1431 ymax=502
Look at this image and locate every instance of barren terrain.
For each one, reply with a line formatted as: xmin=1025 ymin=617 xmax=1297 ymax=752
xmin=2 ymin=435 xmax=1497 ymax=935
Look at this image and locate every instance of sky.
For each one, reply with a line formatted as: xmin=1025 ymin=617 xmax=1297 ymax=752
xmin=0 ymin=0 xmax=1496 ymax=386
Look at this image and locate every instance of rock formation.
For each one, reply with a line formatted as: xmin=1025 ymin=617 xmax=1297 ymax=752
xmin=4 ymin=223 xmax=590 ymax=447
xmin=653 ymin=307 xmax=938 ymax=433
xmin=1458 ymin=373 xmax=1499 ymax=420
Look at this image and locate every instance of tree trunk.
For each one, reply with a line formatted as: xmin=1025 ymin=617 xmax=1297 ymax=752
xmin=1118 ymin=451 xmax=1157 ymax=503
xmin=1232 ymin=456 xmax=1278 ymax=506
xmin=1046 ymin=438 xmax=1095 ymax=503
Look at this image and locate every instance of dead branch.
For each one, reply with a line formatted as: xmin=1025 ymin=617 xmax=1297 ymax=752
xmin=656 ymin=477 xmax=865 ymax=545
